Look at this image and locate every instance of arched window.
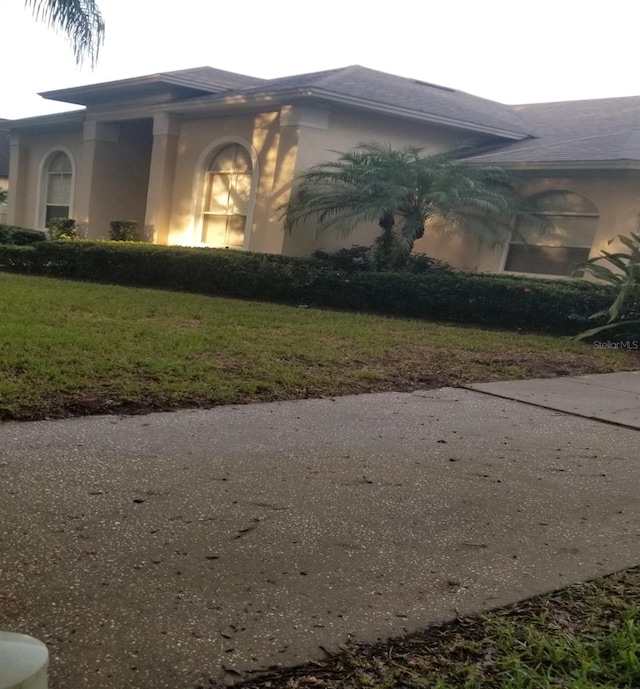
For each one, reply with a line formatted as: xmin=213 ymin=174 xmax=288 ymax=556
xmin=504 ymin=191 xmax=599 ymax=276
xmin=201 ymin=144 xmax=253 ymax=248
xmin=43 ymin=151 xmax=73 ymax=227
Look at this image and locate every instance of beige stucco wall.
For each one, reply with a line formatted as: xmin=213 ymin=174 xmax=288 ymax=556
xmin=157 ymin=103 xmax=493 ymax=258
xmin=164 ymin=109 xmax=297 ymax=254
xmin=411 ymin=171 xmax=640 ymax=274
xmin=281 ymin=105 xmax=481 ymax=256
xmin=162 ymin=102 xmax=472 ymax=256
xmin=9 ymin=98 xmax=639 ymax=283
xmin=79 ymin=119 xmax=153 ymax=239
xmin=8 ymin=120 xmax=153 ymax=237
xmin=412 ymin=227 xmax=486 ymax=270
xmin=473 ymin=172 xmax=640 ymax=275
xmin=8 ymin=128 xmax=84 ymax=230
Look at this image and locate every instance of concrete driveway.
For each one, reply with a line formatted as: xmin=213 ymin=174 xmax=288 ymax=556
xmin=1 ymin=374 xmax=639 ymax=688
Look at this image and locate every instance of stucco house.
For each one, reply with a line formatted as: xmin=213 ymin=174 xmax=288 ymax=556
xmin=0 ymin=119 xmax=9 ymax=223
xmin=0 ymin=120 xmax=9 ymax=188
xmin=5 ymin=65 xmax=640 ymax=277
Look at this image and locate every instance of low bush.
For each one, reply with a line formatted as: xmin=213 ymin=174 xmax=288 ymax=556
xmin=109 ymin=220 xmax=139 ymax=242
xmin=47 ymin=217 xmax=78 ymax=240
xmin=312 ymin=246 xmax=452 ymax=274
xmin=403 ymin=253 xmax=453 ymax=274
xmin=0 ymin=224 xmax=47 ymax=246
xmin=0 ymin=240 xmax=628 ymax=334
xmin=312 ymin=246 xmax=373 ymax=272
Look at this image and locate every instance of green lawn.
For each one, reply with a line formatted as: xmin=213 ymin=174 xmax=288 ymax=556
xmin=3 ymin=272 xmax=639 ymax=686
xmin=1 ymin=272 xmax=638 ymax=420
xmin=224 ymin=567 xmax=640 ymax=689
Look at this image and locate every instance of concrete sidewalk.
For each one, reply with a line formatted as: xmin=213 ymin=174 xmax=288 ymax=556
xmin=0 ymin=373 xmax=639 ymax=689
xmin=469 ymin=371 xmax=640 ymax=429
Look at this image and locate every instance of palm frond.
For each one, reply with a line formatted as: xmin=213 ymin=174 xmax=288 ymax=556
xmin=25 ymin=0 xmax=105 ymax=66
xmin=282 ymin=142 xmax=549 ymax=264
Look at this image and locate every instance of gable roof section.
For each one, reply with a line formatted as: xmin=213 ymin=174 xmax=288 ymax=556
xmin=464 ymin=96 xmax=640 ymax=167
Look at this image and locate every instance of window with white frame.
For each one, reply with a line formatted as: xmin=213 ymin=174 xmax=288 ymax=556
xmin=504 ymin=191 xmax=599 ymax=277
xmin=44 ymin=151 xmax=73 ymax=226
xmin=201 ymin=144 xmax=253 ymax=248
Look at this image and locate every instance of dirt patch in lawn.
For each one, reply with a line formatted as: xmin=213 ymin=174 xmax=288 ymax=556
xmin=2 ymin=347 xmax=637 ymax=422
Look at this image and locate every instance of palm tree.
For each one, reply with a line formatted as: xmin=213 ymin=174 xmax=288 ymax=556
xmin=283 ymin=142 xmax=549 ymax=269
xmin=25 ymin=0 xmax=105 ymax=67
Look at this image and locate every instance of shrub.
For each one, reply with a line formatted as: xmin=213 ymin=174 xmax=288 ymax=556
xmin=312 ymin=246 xmax=373 ymax=272
xmin=574 ymin=233 xmax=640 ymax=341
xmin=47 ymin=217 xmax=78 ymax=240
xmin=109 ymin=220 xmax=139 ymax=242
xmin=312 ymin=246 xmax=452 ymax=274
xmin=0 ymin=240 xmax=624 ymax=335
xmin=0 ymin=224 xmax=47 ymax=245
xmin=403 ymin=253 xmax=453 ymax=274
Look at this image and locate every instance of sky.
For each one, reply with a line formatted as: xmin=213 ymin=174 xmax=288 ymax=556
xmin=3 ymin=0 xmax=640 ymax=120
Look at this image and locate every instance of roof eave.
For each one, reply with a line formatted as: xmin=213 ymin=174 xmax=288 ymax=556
xmin=8 ymin=110 xmax=86 ymax=130
xmin=39 ymin=74 xmax=226 ymax=106
xmin=40 ymin=75 xmax=164 ymax=104
xmin=463 ymin=159 xmax=640 ymax=171
xmin=162 ymin=87 xmax=531 ymax=140
xmin=305 ymin=88 xmax=531 ymax=140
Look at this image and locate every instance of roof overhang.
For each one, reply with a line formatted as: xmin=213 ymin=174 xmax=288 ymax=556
xmin=160 ymin=87 xmax=530 ymax=140
xmin=463 ymin=159 xmax=640 ymax=172
xmin=303 ymin=88 xmax=530 ymax=140
xmin=8 ymin=110 xmax=85 ymax=131
xmin=39 ymin=73 xmax=227 ymax=106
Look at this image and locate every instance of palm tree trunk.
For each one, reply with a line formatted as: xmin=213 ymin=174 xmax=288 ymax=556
xmin=373 ymin=211 xmax=397 ymax=270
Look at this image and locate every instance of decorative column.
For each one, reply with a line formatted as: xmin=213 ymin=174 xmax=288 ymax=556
xmin=73 ymin=120 xmax=120 ymax=238
xmin=143 ymin=114 xmax=181 ymax=244
xmin=5 ymin=132 xmax=29 ymax=227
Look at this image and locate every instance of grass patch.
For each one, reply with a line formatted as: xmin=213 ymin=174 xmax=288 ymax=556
xmin=204 ymin=566 xmax=640 ymax=689
xmin=0 ymin=272 xmax=638 ymax=421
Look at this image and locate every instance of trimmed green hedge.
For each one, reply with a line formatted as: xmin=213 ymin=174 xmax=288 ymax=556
xmin=312 ymin=246 xmax=453 ymax=274
xmin=0 ymin=240 xmax=626 ymax=334
xmin=0 ymin=224 xmax=47 ymax=246
xmin=109 ymin=220 xmax=139 ymax=241
xmin=47 ymin=217 xmax=78 ymax=240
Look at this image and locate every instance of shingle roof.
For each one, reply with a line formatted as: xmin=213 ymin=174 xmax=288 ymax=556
xmin=31 ymin=66 xmax=640 ymax=165
xmin=222 ymin=65 xmax=531 ymax=138
xmin=40 ymin=64 xmax=530 ymax=140
xmin=465 ymin=96 xmax=640 ymax=164
xmin=156 ymin=66 xmax=265 ymax=91
xmin=40 ymin=67 xmax=265 ymax=105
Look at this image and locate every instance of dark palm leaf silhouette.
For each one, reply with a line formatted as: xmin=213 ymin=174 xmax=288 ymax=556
xmin=25 ymin=0 xmax=105 ymax=66
xmin=284 ymin=142 xmax=548 ymax=268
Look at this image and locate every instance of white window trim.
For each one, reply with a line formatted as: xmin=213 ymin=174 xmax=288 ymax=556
xmin=35 ymin=147 xmax=77 ymax=231
xmin=190 ymin=136 xmax=259 ymax=251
